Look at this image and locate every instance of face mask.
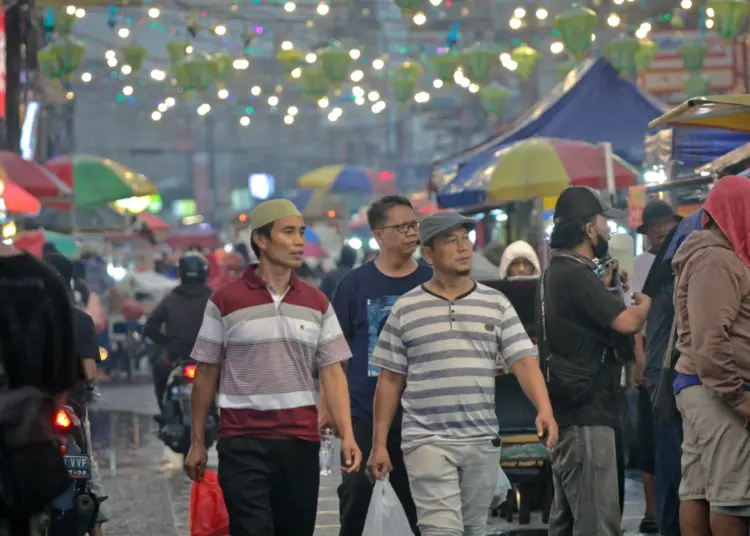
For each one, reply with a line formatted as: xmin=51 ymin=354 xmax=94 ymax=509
xmin=591 ymin=232 xmax=609 ymax=259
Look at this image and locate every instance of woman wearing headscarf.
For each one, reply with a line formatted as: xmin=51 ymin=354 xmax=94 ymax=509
xmin=498 ymin=240 xmax=541 ymax=279
xmin=672 ymin=176 xmax=750 ymax=536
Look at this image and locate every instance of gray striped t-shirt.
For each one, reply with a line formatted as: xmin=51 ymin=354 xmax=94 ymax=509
xmin=371 ymin=282 xmax=536 ymax=452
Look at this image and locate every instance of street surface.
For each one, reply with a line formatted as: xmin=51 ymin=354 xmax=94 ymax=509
xmin=92 ymin=383 xmax=650 ymax=536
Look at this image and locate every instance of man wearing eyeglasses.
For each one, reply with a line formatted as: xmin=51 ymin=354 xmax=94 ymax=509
xmin=319 ymin=195 xmax=431 ymax=536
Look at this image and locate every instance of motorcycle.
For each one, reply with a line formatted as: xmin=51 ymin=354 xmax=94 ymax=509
xmin=48 ymin=404 xmax=105 ymax=536
xmin=157 ymin=361 xmax=218 ymax=457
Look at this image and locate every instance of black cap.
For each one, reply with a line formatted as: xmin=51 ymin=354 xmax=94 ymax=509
xmin=636 ymin=200 xmax=682 ymax=234
xmin=553 ymin=186 xmax=625 ymax=222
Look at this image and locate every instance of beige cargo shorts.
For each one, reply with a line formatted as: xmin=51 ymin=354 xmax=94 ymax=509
xmin=676 ymin=385 xmax=750 ymax=508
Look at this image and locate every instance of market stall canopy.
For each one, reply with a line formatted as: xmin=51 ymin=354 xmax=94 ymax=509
xmin=430 ymin=58 xmax=665 ymax=193
xmin=44 ymin=155 xmax=158 ymax=209
xmin=287 ymin=188 xmax=348 ymax=220
xmin=33 ymin=205 xmax=128 ymax=233
xmin=164 ymin=225 xmax=221 ymax=250
xmin=0 ymin=151 xmax=73 ymax=206
xmin=0 ymin=174 xmax=41 ymax=215
xmin=297 ymin=165 xmax=397 ymax=195
xmin=648 ymin=95 xmax=750 ymax=132
xmin=138 ymin=212 xmax=169 ymax=233
xmin=696 ymin=142 xmax=750 ymax=177
xmin=13 ymin=230 xmax=81 ymax=258
xmin=438 ymin=138 xmax=639 ymax=207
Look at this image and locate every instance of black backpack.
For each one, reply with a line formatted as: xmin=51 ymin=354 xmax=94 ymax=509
xmin=0 ymin=276 xmax=72 ymax=518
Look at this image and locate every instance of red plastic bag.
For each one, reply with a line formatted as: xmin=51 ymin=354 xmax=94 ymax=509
xmin=190 ymin=471 xmax=230 ymax=536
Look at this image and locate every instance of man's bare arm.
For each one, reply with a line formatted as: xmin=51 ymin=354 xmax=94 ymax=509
xmin=190 ymin=363 xmax=219 ymax=444
xmin=509 ymin=356 xmax=553 ymax=414
xmin=372 ymin=369 xmax=406 ymax=447
xmin=318 ymin=362 xmax=354 ymax=440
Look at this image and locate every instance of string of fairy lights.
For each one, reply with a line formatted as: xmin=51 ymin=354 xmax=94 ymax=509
xmin=54 ymin=0 xmax=728 ymax=128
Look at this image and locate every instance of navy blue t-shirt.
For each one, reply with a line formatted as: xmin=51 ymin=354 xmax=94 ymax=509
xmin=331 ymin=260 xmax=433 ymax=422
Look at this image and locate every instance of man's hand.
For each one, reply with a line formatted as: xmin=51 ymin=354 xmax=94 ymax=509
xmin=367 ymin=444 xmax=392 ymax=480
xmin=633 ymin=292 xmax=652 ymax=310
xmin=536 ymin=408 xmax=559 ymax=450
xmin=317 ymin=399 xmax=337 ymax=436
xmin=602 ymin=262 xmax=617 ymax=288
xmin=340 ymin=435 xmax=362 ymax=473
xmin=620 ymin=269 xmax=630 ymax=293
xmin=184 ymin=443 xmax=208 ymax=481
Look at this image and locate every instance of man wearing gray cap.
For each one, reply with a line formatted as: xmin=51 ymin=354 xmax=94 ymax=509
xmin=367 ymin=212 xmax=558 ymax=536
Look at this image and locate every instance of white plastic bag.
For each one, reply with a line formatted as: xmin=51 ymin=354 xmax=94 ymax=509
xmin=362 ymin=479 xmax=413 ymax=536
xmin=490 ymin=466 xmax=512 ymax=509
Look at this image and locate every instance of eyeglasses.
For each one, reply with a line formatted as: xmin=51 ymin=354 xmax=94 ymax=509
xmin=382 ymin=221 xmax=419 ymax=234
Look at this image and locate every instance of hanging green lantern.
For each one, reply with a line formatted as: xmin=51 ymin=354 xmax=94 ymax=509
xmin=212 ymin=51 xmax=233 ymax=89
xmin=319 ymin=42 xmax=353 ymax=89
xmin=177 ymin=54 xmax=218 ymax=94
xmin=553 ymin=5 xmax=598 ymax=60
xmin=670 ymin=8 xmax=686 ymax=29
xmin=510 ymin=44 xmax=540 ymax=81
xmin=166 ymin=41 xmax=190 ymax=65
xmin=430 ymin=50 xmax=461 ymax=85
xmin=708 ymin=0 xmax=750 ymax=42
xmin=603 ymin=33 xmax=640 ymax=77
xmin=122 ymin=43 xmax=147 ymax=73
xmin=394 ymin=0 xmax=422 ymax=18
xmin=679 ymin=40 xmax=708 ymax=73
xmin=479 ymin=82 xmax=510 ymax=116
xmin=38 ymin=45 xmax=63 ymax=80
xmin=276 ymin=47 xmax=304 ymax=76
xmin=683 ymin=72 xmax=711 ymax=98
xmin=635 ymin=38 xmax=659 ymax=72
xmin=557 ymin=60 xmax=579 ymax=79
xmin=54 ymin=9 xmax=76 ymax=35
xmin=461 ymin=43 xmax=496 ymax=85
xmin=171 ymin=63 xmax=189 ymax=92
xmin=50 ymin=36 xmax=85 ymax=80
xmin=391 ymin=61 xmax=423 ymax=105
xmin=299 ymin=67 xmax=330 ymax=101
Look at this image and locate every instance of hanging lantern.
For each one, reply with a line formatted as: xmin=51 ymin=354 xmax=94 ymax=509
xmin=461 ymin=43 xmax=496 ymax=85
xmin=510 ymin=44 xmax=540 ymax=81
xmin=683 ymin=72 xmax=711 ymax=98
xmin=122 ymin=43 xmax=147 ymax=73
xmin=479 ymin=82 xmax=510 ymax=117
xmin=38 ymin=45 xmax=63 ymax=80
xmin=212 ymin=51 xmax=233 ymax=89
xmin=176 ymin=54 xmax=218 ymax=95
xmin=708 ymin=0 xmax=750 ymax=42
xmin=166 ymin=41 xmax=190 ymax=65
xmin=635 ymin=38 xmax=659 ymax=72
xmin=557 ymin=60 xmax=579 ymax=79
xmin=394 ymin=0 xmax=422 ymax=18
xmin=670 ymin=7 xmax=686 ymax=29
xmin=299 ymin=67 xmax=330 ymax=101
xmin=603 ymin=33 xmax=639 ymax=77
xmin=54 ymin=9 xmax=76 ymax=35
xmin=679 ymin=40 xmax=708 ymax=73
xmin=391 ymin=61 xmax=423 ymax=105
xmin=430 ymin=50 xmax=461 ymax=85
xmin=553 ymin=5 xmax=598 ymax=60
xmin=319 ymin=42 xmax=353 ymax=89
xmin=50 ymin=36 xmax=86 ymax=80
xmin=276 ymin=47 xmax=305 ymax=76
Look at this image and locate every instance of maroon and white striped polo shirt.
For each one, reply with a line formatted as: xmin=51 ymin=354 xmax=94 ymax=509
xmin=191 ymin=265 xmax=351 ymax=441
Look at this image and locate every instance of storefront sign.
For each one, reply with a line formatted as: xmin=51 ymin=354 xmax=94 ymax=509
xmin=628 ymin=185 xmax=647 ymax=229
xmin=0 ymin=10 xmax=6 ymax=119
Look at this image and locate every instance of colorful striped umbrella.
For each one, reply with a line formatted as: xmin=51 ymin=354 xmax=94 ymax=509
xmin=648 ymin=95 xmax=750 ymax=133
xmin=44 ymin=155 xmax=158 ymax=209
xmin=0 ymin=172 xmax=41 ymax=215
xmin=287 ymin=189 xmax=347 ymax=219
xmin=297 ymin=165 xmax=393 ymax=194
xmin=303 ymin=227 xmax=328 ymax=258
xmin=455 ymin=138 xmax=638 ymax=204
xmin=0 ymin=151 xmax=73 ymax=206
xmin=14 ymin=230 xmax=81 ymax=258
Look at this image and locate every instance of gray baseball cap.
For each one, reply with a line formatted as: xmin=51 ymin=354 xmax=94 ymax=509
xmin=419 ymin=212 xmax=477 ymax=245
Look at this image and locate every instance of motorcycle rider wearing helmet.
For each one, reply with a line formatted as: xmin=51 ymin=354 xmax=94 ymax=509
xmin=145 ymin=253 xmax=213 ymax=414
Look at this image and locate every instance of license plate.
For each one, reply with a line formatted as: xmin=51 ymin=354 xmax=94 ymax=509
xmin=64 ymin=456 xmax=91 ymax=479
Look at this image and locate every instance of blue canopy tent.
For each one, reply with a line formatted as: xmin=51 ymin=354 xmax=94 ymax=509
xmin=433 ymin=58 xmax=666 ymax=208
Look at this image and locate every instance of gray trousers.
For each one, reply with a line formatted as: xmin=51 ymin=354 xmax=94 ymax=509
xmin=548 ymin=425 xmax=620 ymax=536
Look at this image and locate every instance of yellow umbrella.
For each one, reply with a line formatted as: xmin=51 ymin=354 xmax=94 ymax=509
xmin=297 ymin=165 xmax=380 ymax=193
xmin=648 ymin=95 xmax=750 ymax=133
xmin=287 ymin=188 xmax=347 ymax=219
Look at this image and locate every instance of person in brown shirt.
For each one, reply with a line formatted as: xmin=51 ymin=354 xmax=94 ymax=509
xmin=672 ymin=176 xmax=750 ymax=536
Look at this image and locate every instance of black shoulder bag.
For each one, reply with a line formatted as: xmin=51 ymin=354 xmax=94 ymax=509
xmin=540 ymin=269 xmax=608 ymax=407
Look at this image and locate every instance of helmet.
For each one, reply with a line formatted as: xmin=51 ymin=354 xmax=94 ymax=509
xmin=178 ymin=253 xmax=209 ymax=284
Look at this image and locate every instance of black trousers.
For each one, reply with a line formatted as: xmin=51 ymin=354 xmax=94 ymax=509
xmin=217 ymin=435 xmax=320 ymax=536
xmin=338 ymin=418 xmax=419 ymax=536
xmin=152 ymin=359 xmax=172 ymax=412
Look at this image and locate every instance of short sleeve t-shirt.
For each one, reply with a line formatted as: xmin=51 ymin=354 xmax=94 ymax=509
xmin=331 ymin=261 xmax=433 ymax=422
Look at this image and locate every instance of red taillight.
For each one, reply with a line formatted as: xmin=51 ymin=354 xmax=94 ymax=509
xmin=55 ymin=409 xmax=72 ymax=430
xmin=183 ymin=364 xmax=197 ymax=380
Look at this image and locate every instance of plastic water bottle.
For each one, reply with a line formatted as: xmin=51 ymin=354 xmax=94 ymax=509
xmin=319 ymin=428 xmax=335 ymax=476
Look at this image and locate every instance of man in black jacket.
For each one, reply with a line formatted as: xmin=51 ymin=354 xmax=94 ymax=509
xmin=144 ymin=253 xmax=213 ymax=412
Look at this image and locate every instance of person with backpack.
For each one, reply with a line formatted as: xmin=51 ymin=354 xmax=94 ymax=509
xmin=0 ymin=242 xmax=84 ymax=536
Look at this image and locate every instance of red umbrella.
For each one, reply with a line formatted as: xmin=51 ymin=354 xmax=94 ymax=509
xmin=0 ymin=151 xmax=73 ymax=206
xmin=139 ymin=212 xmax=169 ymax=233
xmin=0 ymin=172 xmax=41 ymax=215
